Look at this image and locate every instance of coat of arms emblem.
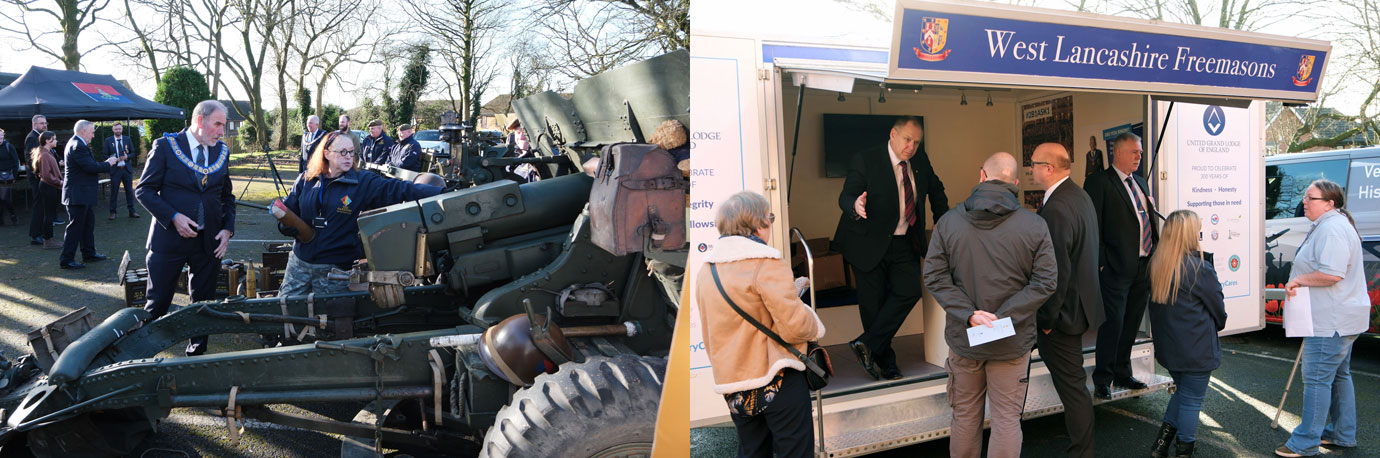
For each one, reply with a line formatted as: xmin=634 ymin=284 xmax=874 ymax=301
xmin=913 ymin=17 xmax=952 ymax=62
xmin=1292 ymin=55 xmax=1315 ymax=87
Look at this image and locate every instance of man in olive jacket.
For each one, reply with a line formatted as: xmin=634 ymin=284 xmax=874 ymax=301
xmin=923 ymin=152 xmax=1057 ymax=458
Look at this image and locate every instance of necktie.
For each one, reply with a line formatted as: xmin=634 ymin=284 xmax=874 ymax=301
xmin=115 ymin=138 xmax=121 ymax=156
xmin=197 ymin=145 xmax=207 ymax=167
xmin=900 ymin=161 xmax=916 ymax=227
xmin=1127 ymin=177 xmax=1152 ymax=254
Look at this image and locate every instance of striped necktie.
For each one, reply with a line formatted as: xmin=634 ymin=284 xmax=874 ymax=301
xmin=1127 ymin=177 xmax=1151 ymax=254
xmin=901 ymin=161 xmax=916 ymax=227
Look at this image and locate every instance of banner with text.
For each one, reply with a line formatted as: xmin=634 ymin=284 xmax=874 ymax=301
xmin=1176 ymin=103 xmax=1253 ymax=300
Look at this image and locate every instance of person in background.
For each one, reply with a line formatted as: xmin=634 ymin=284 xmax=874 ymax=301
xmin=923 ymin=152 xmax=1056 ymax=458
xmin=277 ymin=130 xmax=443 ymax=295
xmin=105 ymin=122 xmax=140 ymax=220
xmin=361 ymin=119 xmax=394 ymax=166
xmin=696 ymin=190 xmax=824 ymax=458
xmin=0 ymin=128 xmax=19 ymax=225
xmin=1275 ymin=179 xmax=1367 ymax=457
xmin=1146 ymin=210 xmax=1226 ymax=458
xmin=337 ymin=114 xmax=351 ymax=132
xmin=30 ymin=131 xmax=62 ymax=249
xmin=388 ymin=124 xmax=422 ymax=172
xmin=301 ymin=115 xmax=325 ymax=173
xmin=27 ymin=114 xmax=51 ymax=243
xmin=58 ymin=120 xmax=120 ymax=269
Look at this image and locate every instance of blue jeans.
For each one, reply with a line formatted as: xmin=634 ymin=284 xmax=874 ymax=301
xmin=1163 ymin=371 xmax=1212 ymax=443
xmin=1285 ymin=333 xmax=1359 ymax=455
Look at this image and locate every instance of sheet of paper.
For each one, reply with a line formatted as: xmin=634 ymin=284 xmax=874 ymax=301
xmin=1284 ymin=287 xmax=1314 ymax=337
xmin=967 ymin=316 xmax=1016 ymax=347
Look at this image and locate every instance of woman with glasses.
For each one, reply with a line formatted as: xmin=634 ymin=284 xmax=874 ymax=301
xmin=696 ymin=191 xmax=824 ymax=458
xmin=1275 ymin=179 xmax=1367 ymax=458
xmin=277 ymin=131 xmax=445 ymax=296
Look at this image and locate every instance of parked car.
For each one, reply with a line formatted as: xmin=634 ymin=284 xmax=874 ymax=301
xmin=413 ymin=129 xmax=449 ymax=156
xmin=1265 ymin=146 xmax=1380 ymax=333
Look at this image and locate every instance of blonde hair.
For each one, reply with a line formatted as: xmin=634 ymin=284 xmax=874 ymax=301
xmin=1149 ymin=210 xmax=1203 ymax=304
xmin=715 ymin=191 xmax=772 ymax=237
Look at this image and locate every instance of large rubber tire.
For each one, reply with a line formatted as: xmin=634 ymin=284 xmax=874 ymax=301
xmin=479 ymin=355 xmax=667 ymax=458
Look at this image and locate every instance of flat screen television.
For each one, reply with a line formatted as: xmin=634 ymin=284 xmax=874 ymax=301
xmin=821 ymin=114 xmax=924 ymax=178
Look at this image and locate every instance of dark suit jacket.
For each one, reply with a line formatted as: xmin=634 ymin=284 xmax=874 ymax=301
xmin=1036 ymin=179 xmax=1106 ymax=334
xmin=103 ymin=135 xmax=133 ymax=174
xmin=1084 ymin=167 xmax=1160 ymax=287
xmin=832 ymin=144 xmax=947 ymax=272
xmin=135 ymin=131 xmax=236 ymax=255
xmin=301 ymin=129 xmax=326 ymax=163
xmin=61 ymin=137 xmax=111 ymax=206
xmin=24 ymin=130 xmax=40 ymax=158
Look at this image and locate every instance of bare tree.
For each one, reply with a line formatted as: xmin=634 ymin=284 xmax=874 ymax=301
xmin=1109 ymin=0 xmax=1300 ymax=31
xmin=403 ymin=0 xmax=504 ymax=123
xmin=1281 ymin=0 xmax=1380 ymax=152
xmin=539 ymin=0 xmax=686 ymax=51
xmin=535 ymin=1 xmax=655 ymax=81
xmin=217 ymin=0 xmax=290 ymax=146
xmin=114 ymin=0 xmax=232 ymax=97
xmin=0 ymin=0 xmax=118 ymax=70
xmin=309 ymin=0 xmax=383 ymax=118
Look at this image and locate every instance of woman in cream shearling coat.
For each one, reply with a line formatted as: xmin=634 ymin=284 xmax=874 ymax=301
xmin=697 ymin=191 xmax=825 ymax=458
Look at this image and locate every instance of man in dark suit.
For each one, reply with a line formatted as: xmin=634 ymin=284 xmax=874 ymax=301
xmin=833 ymin=116 xmax=948 ymax=380
xmin=136 ymin=100 xmax=236 ymax=356
xmin=1085 ymin=132 xmax=1159 ymax=398
xmin=27 ymin=114 xmax=49 ymax=245
xmin=1031 ymin=142 xmax=1105 ymax=458
xmin=104 ymin=122 xmax=141 ymax=220
xmin=300 ymin=115 xmax=325 ymax=174
xmin=58 ymin=120 xmax=120 ymax=269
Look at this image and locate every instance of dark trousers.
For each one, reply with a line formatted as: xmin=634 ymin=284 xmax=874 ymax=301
xmin=28 ymin=178 xmax=47 ymax=238
xmin=108 ymin=169 xmax=135 ymax=213
xmin=144 ymin=245 xmax=217 ymax=355
xmin=59 ymin=204 xmax=96 ymax=262
xmin=1037 ymin=329 xmax=1096 ymax=458
xmin=0 ymin=182 xmax=15 ymax=222
xmin=729 ymin=369 xmax=814 ymax=458
xmin=1093 ymin=257 xmax=1150 ymax=386
xmin=854 ymin=236 xmax=923 ymax=369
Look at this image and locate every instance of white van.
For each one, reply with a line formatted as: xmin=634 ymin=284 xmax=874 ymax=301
xmin=689 ymin=0 xmax=1328 ymax=455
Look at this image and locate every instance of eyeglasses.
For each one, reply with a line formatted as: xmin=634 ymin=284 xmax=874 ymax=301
xmin=330 ymin=148 xmax=356 ymax=157
xmin=1303 ymin=196 xmax=1327 ymax=202
xmin=767 ymin=213 xmax=776 ymax=224
xmin=1030 ymin=161 xmax=1051 ymax=168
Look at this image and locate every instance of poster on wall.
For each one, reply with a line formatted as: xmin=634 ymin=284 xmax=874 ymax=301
xmin=1081 ymin=134 xmax=1105 ymax=179
xmin=1020 ymin=95 xmax=1074 ymax=168
xmin=1175 ymin=103 xmax=1252 ymax=300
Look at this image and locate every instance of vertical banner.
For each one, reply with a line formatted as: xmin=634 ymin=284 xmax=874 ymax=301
xmin=1174 ymin=103 xmax=1256 ymax=304
xmin=688 ymin=37 xmax=760 ymax=425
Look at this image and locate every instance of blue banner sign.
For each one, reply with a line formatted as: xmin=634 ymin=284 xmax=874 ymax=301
xmin=890 ymin=3 xmax=1329 ymax=101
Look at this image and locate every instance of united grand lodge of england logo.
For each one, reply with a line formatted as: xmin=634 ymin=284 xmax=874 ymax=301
xmin=913 ymin=17 xmax=952 ymax=62
xmin=1292 ymin=55 xmax=1315 ymax=87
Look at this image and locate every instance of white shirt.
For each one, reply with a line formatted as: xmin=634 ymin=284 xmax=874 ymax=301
xmin=1113 ymin=166 xmax=1151 ymax=256
xmin=887 ymin=143 xmax=917 ymax=236
xmin=186 ymin=131 xmax=207 ymax=165
xmin=1042 ymin=175 xmax=1070 ymax=206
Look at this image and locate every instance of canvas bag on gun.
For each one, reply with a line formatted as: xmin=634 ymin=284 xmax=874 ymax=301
xmin=588 ymin=143 xmax=686 ymax=256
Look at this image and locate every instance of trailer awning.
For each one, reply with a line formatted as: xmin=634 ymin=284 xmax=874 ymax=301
xmin=775 ymin=57 xmax=887 ymax=93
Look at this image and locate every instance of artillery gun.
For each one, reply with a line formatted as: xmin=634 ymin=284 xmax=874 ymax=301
xmin=0 ymin=50 xmax=689 ymax=458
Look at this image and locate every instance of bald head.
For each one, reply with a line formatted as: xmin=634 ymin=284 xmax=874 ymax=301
xmin=981 ymin=152 xmax=1019 ymax=184
xmin=1033 ymin=143 xmax=1071 ymax=171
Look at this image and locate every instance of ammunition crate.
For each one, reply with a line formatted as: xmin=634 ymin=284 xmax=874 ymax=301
xmin=27 ymin=307 xmax=95 ymax=373
xmin=123 ymin=268 xmax=149 ymax=308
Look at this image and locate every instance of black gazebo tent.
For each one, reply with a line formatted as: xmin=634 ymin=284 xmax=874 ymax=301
xmin=0 ymin=66 xmax=183 ymax=121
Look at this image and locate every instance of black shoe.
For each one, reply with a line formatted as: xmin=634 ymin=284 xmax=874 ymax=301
xmin=1114 ymin=376 xmax=1149 ymax=390
xmin=52 ymin=219 xmax=65 ymax=225
xmin=59 ymin=260 xmax=85 ymax=270
xmin=84 ymin=253 xmax=108 ymax=262
xmin=30 ymin=237 xmax=43 ymax=245
xmin=1173 ymin=440 xmax=1195 ymax=458
xmin=849 ymin=340 xmax=881 ymax=380
xmin=129 ymin=211 xmax=141 ymax=218
xmin=881 ymin=364 xmax=903 ymax=380
xmin=1094 ymin=384 xmax=1112 ymax=400
xmin=1152 ymin=423 xmax=1178 ymax=458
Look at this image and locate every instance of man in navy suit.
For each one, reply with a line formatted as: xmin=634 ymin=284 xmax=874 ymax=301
xmin=1085 ymin=132 xmax=1160 ymax=398
xmin=59 ymin=120 xmax=121 ymax=269
xmin=301 ymin=115 xmax=325 ymax=174
xmin=832 ymin=116 xmax=948 ymax=380
xmin=104 ymin=122 xmax=140 ymax=220
xmin=136 ymin=100 xmax=236 ymax=356
xmin=1030 ymin=142 xmax=1105 ymax=458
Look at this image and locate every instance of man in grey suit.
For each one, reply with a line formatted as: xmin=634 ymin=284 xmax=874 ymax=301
xmin=59 ymin=120 xmax=120 ymax=269
xmin=1030 ymin=142 xmax=1105 ymax=458
xmin=104 ymin=122 xmax=140 ymax=219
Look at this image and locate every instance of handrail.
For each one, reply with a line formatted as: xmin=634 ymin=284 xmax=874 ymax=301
xmin=790 ymin=227 xmax=826 ymax=458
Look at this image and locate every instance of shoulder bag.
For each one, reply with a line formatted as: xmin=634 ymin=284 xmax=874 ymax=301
xmin=710 ymin=263 xmax=832 ymax=390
